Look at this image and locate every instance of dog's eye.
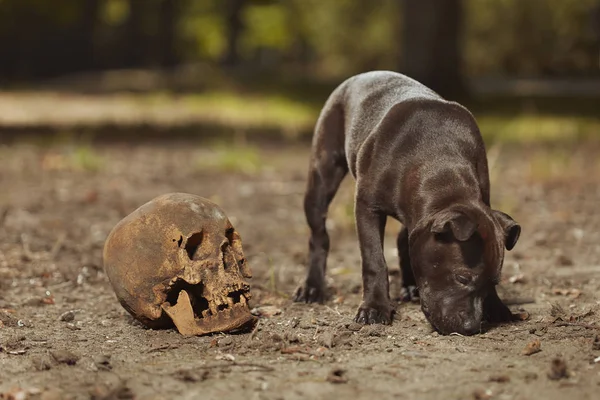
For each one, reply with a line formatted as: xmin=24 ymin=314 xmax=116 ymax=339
xmin=455 ymin=274 xmax=471 ymax=285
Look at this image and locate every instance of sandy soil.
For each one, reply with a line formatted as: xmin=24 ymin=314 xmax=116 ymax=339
xmin=0 ymin=140 xmax=599 ymax=400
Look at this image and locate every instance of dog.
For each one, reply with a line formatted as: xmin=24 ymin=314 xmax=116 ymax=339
xmin=293 ymin=71 xmax=521 ymax=335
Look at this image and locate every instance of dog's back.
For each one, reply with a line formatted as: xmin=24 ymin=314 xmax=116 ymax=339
xmin=321 ymin=71 xmax=484 ymax=182
xmin=340 ymin=71 xmax=441 ymax=137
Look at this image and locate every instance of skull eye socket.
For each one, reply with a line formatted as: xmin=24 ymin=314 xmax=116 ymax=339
xmin=184 ymin=232 xmax=204 ymax=260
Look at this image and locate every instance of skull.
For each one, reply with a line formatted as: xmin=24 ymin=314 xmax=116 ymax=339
xmin=103 ymin=193 xmax=256 ymax=335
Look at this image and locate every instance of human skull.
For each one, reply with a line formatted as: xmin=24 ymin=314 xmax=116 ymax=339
xmin=103 ymin=193 xmax=256 ymax=335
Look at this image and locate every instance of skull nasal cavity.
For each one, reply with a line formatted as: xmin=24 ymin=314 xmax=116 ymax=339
xmin=226 ymin=227 xmax=235 ymax=244
xmin=185 ymin=232 xmax=204 ymax=260
xmin=173 ymin=235 xmax=183 ymax=247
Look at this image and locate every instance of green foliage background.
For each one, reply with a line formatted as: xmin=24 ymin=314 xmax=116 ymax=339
xmin=0 ymin=0 xmax=597 ymax=81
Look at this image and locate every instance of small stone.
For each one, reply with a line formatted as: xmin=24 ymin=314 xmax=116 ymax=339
xmin=326 ymin=368 xmax=348 ymax=384
xmin=318 ymin=331 xmax=335 ymax=348
xmin=50 ymin=350 xmax=80 ymax=365
xmin=362 ymin=325 xmax=385 ymax=337
xmin=59 ymin=311 xmax=75 ymax=322
xmin=31 ymin=356 xmax=53 ymax=371
xmin=174 ymin=369 xmax=208 ymax=382
xmin=284 ymin=331 xmax=300 ymax=343
xmin=270 ymin=333 xmax=283 ymax=342
xmin=346 ymin=322 xmax=363 ymax=332
xmin=250 ymin=305 xmax=282 ymax=318
xmin=66 ymin=323 xmax=81 ymax=331
xmin=523 ymin=372 xmax=538 ymax=382
xmin=522 ymin=339 xmax=541 ymax=356
xmin=298 ymin=320 xmax=313 ymax=329
xmin=592 ymin=335 xmax=600 ymax=351
xmin=489 ymin=374 xmax=510 ymax=383
xmin=557 ymin=254 xmax=574 ymax=266
xmin=547 ymin=358 xmax=568 ymax=380
xmin=473 ymin=389 xmax=492 ymax=400
xmin=218 ymin=337 xmax=234 ymax=347
xmin=93 ymin=355 xmax=112 ymax=371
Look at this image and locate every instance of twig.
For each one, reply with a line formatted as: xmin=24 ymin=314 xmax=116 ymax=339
xmin=247 ymin=319 xmax=261 ymax=342
xmin=49 ymin=233 xmax=67 ymax=260
xmin=553 ymin=322 xmax=599 ymax=330
xmin=325 ymin=306 xmax=341 ymax=316
xmin=187 ymin=362 xmax=274 ymax=371
xmin=20 ymin=233 xmax=36 ymax=260
xmin=0 ymin=207 xmax=8 ymax=226
xmin=147 ymin=344 xmax=179 ymax=353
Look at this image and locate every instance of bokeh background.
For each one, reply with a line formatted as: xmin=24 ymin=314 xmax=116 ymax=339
xmin=0 ymin=0 xmax=599 ymax=143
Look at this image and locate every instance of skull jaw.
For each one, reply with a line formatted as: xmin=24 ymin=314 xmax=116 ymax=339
xmin=161 ymin=290 xmax=257 ymax=336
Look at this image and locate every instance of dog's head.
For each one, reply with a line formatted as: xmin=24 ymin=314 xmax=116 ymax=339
xmin=409 ymin=205 xmax=520 ymax=335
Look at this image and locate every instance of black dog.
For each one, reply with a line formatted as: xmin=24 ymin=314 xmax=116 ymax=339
xmin=294 ymin=71 xmax=521 ymax=335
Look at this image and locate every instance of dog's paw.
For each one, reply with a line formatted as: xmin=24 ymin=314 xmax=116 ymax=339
xmin=399 ymin=285 xmax=420 ymax=303
xmin=354 ymin=302 xmax=395 ymax=325
xmin=293 ymin=283 xmax=326 ymax=304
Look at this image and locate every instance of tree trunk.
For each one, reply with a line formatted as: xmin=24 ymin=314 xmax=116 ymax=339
xmin=158 ymin=0 xmax=179 ymax=68
xmin=401 ymin=0 xmax=466 ymax=98
xmin=124 ymin=0 xmax=145 ymax=67
xmin=78 ymin=0 xmax=100 ymax=71
xmin=222 ymin=0 xmax=246 ymax=67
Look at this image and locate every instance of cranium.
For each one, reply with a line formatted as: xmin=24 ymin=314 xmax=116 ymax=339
xmin=103 ymin=193 xmax=256 ymax=335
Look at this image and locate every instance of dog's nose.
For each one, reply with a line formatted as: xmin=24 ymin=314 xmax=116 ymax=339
xmin=459 ymin=311 xmax=481 ymax=335
xmin=460 ymin=319 xmax=481 ymax=335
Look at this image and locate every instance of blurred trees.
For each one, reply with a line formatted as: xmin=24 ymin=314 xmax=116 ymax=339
xmin=0 ymin=0 xmax=598 ymax=93
xmin=401 ymin=0 xmax=465 ymax=96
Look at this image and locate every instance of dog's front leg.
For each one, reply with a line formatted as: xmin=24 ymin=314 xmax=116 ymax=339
xmin=483 ymin=286 xmax=513 ymax=323
xmin=354 ymin=199 xmax=395 ymax=324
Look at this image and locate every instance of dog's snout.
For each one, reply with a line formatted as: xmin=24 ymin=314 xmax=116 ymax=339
xmin=458 ymin=311 xmax=481 ymax=335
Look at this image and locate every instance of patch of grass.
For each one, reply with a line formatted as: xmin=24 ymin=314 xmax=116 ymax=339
xmin=478 ymin=114 xmax=600 ymax=144
xmin=195 ymin=143 xmax=263 ymax=174
xmin=491 ymin=196 xmax=519 ymax=218
xmin=527 ymin=149 xmax=572 ymax=181
xmin=160 ymin=91 xmax=318 ymax=136
xmin=39 ymin=136 xmax=105 ymax=172
xmin=132 ymin=90 xmax=600 ymax=145
xmin=69 ymin=145 xmax=104 ymax=172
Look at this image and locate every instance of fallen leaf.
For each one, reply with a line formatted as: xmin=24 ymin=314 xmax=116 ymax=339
xmin=522 ymin=339 xmax=541 ymax=356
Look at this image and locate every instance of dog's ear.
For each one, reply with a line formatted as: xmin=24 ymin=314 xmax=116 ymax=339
xmin=431 ymin=211 xmax=478 ymax=241
xmin=493 ymin=210 xmax=521 ymax=251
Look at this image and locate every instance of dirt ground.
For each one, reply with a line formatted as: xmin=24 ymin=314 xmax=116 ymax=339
xmin=1 ymin=139 xmax=599 ymax=400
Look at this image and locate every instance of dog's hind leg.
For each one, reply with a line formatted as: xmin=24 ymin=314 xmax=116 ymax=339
xmin=294 ymin=103 xmax=348 ymax=304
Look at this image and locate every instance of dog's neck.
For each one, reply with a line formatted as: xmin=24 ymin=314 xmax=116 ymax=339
xmin=401 ymin=164 xmax=484 ymax=230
